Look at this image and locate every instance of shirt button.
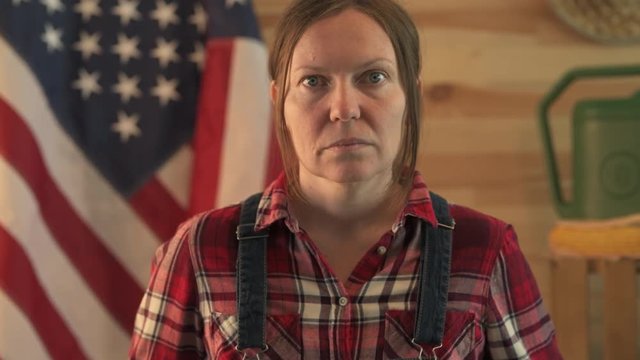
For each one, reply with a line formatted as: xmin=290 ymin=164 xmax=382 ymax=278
xmin=338 ymin=296 xmax=349 ymax=307
xmin=376 ymin=246 xmax=387 ymax=255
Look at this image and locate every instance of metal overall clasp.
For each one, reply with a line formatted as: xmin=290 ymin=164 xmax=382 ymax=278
xmin=235 ymin=344 xmax=269 ymax=360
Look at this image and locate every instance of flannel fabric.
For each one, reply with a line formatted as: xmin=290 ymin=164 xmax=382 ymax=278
xmin=130 ymin=172 xmax=561 ymax=359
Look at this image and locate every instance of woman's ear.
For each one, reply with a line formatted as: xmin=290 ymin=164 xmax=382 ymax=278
xmin=270 ymin=80 xmax=278 ymax=105
xmin=416 ymin=77 xmax=423 ymax=97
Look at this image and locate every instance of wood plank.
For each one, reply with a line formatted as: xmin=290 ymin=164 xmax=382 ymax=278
xmin=422 ymin=80 xmax=640 ymax=120
xmin=424 ymin=181 xmax=554 ymax=211
xmin=421 ymin=41 xmax=640 ymax=86
xmin=589 ymin=262 xmax=605 ymax=359
xmin=258 ymin=0 xmax=583 ymax=45
xmin=420 ymin=117 xmax=571 ymax=155
xmin=410 ymin=10 xmax=589 ymax=46
xmin=401 ymin=0 xmax=547 ymax=12
xmin=417 ymin=153 xmax=566 ymax=188
xmin=422 ymin=83 xmax=540 ymax=120
xmin=552 ymin=258 xmax=589 ymax=360
xmin=602 ymin=260 xmax=638 ymax=360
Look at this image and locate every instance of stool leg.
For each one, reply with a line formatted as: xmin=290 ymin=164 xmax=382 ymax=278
xmin=553 ymin=258 xmax=589 ymax=360
xmin=602 ymin=260 xmax=637 ymax=360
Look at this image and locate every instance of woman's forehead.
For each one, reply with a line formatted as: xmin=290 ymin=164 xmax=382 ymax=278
xmin=290 ymin=9 xmax=396 ymax=71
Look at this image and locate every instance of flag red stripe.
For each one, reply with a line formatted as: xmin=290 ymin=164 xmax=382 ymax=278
xmin=0 ymin=226 xmax=88 ymax=360
xmin=129 ymin=178 xmax=187 ymax=241
xmin=189 ymin=39 xmax=234 ymax=214
xmin=0 ymin=98 xmax=142 ymax=332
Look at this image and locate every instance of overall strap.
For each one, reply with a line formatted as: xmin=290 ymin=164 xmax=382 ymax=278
xmin=413 ymin=191 xmax=455 ymax=347
xmin=236 ymin=193 xmax=269 ymax=351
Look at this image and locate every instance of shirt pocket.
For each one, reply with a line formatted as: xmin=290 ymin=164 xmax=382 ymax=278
xmin=383 ymin=309 xmax=477 ymax=360
xmin=205 ymin=311 xmax=302 ymax=360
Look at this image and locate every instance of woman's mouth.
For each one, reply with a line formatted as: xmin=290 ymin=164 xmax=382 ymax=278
xmin=324 ymin=138 xmax=371 ymax=151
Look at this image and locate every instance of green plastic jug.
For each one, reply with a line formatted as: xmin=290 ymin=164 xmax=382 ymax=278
xmin=539 ymin=65 xmax=640 ymax=220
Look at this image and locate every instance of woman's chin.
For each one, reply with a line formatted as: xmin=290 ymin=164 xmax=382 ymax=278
xmin=305 ymin=165 xmax=392 ymax=186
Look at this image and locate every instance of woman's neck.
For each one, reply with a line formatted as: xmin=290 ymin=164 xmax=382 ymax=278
xmin=291 ymin=169 xmax=406 ymax=231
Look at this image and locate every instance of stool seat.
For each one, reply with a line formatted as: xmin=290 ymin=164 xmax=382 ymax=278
xmin=550 ymin=214 xmax=640 ymax=258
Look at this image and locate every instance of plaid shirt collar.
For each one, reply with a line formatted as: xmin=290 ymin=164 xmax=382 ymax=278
xmin=254 ymin=171 xmax=438 ymax=233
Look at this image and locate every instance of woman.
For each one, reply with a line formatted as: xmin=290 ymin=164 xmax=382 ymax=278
xmin=130 ymin=0 xmax=562 ymax=359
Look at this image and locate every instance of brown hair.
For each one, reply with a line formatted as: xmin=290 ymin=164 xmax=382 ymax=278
xmin=269 ymin=0 xmax=421 ymax=199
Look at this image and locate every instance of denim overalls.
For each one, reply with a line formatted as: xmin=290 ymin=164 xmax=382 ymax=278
xmin=234 ymin=192 xmax=454 ymax=360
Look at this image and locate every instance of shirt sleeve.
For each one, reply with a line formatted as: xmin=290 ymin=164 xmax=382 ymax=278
xmin=484 ymin=225 xmax=563 ymax=359
xmin=129 ymin=217 xmax=205 ymax=359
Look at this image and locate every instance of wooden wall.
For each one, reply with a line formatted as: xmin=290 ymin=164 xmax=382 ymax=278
xmin=254 ymin=0 xmax=640 ymax=341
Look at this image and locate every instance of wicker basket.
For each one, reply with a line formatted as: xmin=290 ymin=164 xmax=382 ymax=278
xmin=549 ymin=0 xmax=640 ymax=44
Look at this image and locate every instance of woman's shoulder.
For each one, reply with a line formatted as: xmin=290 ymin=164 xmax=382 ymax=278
xmin=447 ymin=203 xmax=514 ymax=273
xmin=149 ymin=203 xmax=244 ymax=276
xmin=159 ymin=203 xmax=243 ymax=254
xmin=175 ymin=201 xmax=241 ymax=229
xmin=449 ymin=203 xmax=508 ymax=232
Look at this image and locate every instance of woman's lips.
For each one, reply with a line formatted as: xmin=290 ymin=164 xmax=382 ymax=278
xmin=324 ymin=138 xmax=371 ymax=151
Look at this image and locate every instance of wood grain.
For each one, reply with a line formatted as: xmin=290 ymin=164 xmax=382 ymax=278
xmin=552 ymin=259 xmax=589 ymax=360
xmin=603 ymin=260 xmax=638 ymax=360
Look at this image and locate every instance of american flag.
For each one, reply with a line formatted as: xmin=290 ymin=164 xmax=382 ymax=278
xmin=0 ymin=0 xmax=278 ymax=358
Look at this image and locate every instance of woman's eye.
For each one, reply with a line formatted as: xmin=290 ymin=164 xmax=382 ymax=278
xmin=367 ymin=71 xmax=386 ymax=84
xmin=302 ymin=76 xmax=322 ymax=87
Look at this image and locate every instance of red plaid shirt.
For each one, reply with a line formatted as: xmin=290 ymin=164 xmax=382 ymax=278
xmin=130 ymin=172 xmax=561 ymax=359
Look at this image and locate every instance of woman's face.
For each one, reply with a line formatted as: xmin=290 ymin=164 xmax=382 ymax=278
xmin=280 ymin=8 xmax=406 ymax=185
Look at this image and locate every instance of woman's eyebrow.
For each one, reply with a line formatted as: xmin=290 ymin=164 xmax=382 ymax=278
xmin=358 ymin=58 xmax=395 ymax=69
xmin=291 ymin=65 xmax=325 ymax=74
xmin=291 ymin=58 xmax=395 ymax=74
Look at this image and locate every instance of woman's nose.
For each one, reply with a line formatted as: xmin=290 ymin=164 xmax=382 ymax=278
xmin=329 ymin=82 xmax=361 ymax=122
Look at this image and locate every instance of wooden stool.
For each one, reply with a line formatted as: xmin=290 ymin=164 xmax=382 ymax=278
xmin=550 ymin=217 xmax=640 ymax=360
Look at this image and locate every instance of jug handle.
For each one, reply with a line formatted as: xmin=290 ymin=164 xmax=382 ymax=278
xmin=538 ymin=64 xmax=640 ymax=218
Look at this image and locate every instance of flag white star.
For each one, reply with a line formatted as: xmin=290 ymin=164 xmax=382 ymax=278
xmin=12 ymin=0 xmax=30 ymax=6
xmin=152 ymin=75 xmax=180 ymax=106
xmin=112 ymin=73 xmax=141 ymax=103
xmin=74 ymin=0 xmax=102 ymax=22
xmin=41 ymin=0 xmax=65 ymax=13
xmin=112 ymin=34 xmax=141 ymax=64
xmin=41 ymin=24 xmax=63 ymax=52
xmin=225 ymin=0 xmax=246 ymax=8
xmin=73 ymin=31 xmax=102 ymax=60
xmin=189 ymin=3 xmax=207 ymax=34
xmin=151 ymin=0 xmax=179 ymax=29
xmin=72 ymin=69 xmax=102 ymax=99
xmin=112 ymin=0 xmax=141 ymax=25
xmin=151 ymin=38 xmax=180 ymax=68
xmin=112 ymin=111 xmax=141 ymax=143
xmin=189 ymin=42 xmax=205 ymax=70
